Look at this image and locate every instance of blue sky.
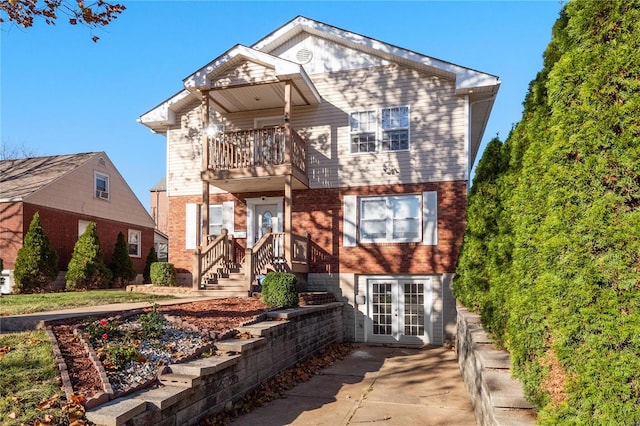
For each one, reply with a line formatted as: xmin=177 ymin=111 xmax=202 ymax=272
xmin=1 ymin=1 xmax=561 ymax=210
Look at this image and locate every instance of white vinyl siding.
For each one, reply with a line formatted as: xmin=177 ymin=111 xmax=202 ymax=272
xmin=165 ymin=62 xmax=466 ymax=196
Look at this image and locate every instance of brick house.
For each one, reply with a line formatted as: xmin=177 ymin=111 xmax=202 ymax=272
xmin=138 ymin=16 xmax=500 ymax=345
xmin=149 ymin=176 xmax=169 ymax=261
xmin=0 ymin=152 xmax=156 ymax=293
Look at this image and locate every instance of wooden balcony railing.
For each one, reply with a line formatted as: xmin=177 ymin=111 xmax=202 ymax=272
xmin=207 ymin=126 xmax=306 ymax=174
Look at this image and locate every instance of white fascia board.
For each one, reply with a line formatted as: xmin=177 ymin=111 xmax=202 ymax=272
xmin=184 ymin=45 xmax=301 ymax=90
xmin=138 ymin=90 xmax=191 ymax=128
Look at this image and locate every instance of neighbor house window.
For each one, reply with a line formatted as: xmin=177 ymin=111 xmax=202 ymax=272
xmin=95 ymin=172 xmax=110 ymax=200
xmin=128 ymin=229 xmax=141 ymax=257
xmin=78 ymin=220 xmax=89 ymax=238
xmin=359 ymin=195 xmax=422 ymax=243
xmin=350 ymin=106 xmax=410 ymax=153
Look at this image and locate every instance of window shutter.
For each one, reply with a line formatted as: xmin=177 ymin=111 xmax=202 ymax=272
xmin=185 ymin=203 xmax=199 ymax=249
xmin=222 ymin=201 xmax=235 ymax=235
xmin=422 ymin=191 xmax=438 ymax=245
xmin=343 ymin=195 xmax=357 ymax=247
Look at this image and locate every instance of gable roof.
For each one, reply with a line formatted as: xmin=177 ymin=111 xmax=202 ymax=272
xmin=0 ymin=152 xmax=98 ymax=201
xmin=253 ymin=16 xmax=500 ymax=95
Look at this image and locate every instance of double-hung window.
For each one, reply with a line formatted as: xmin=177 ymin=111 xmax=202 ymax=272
xmin=360 ymin=195 xmax=422 ymax=243
xmin=209 ymin=204 xmax=224 ymax=235
xmin=128 ymin=229 xmax=141 ymax=257
xmin=350 ymin=110 xmax=377 ymax=153
xmin=350 ymin=106 xmax=410 ymax=153
xmin=381 ymin=106 xmax=409 ymax=151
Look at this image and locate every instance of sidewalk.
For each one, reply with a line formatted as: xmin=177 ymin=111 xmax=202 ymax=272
xmin=0 ymin=296 xmax=212 ymax=333
xmin=232 ymin=344 xmax=477 ymax=426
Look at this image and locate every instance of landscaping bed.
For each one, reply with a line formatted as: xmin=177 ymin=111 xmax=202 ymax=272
xmin=48 ymin=297 xmax=270 ymax=407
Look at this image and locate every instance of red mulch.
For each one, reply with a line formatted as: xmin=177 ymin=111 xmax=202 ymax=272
xmin=51 ymin=297 xmax=270 ymax=401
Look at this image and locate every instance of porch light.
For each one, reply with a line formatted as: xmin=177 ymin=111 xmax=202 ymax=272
xmin=206 ymin=124 xmax=219 ymax=137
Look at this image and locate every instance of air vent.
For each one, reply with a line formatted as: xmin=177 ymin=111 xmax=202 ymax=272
xmin=295 ymin=48 xmax=313 ymax=64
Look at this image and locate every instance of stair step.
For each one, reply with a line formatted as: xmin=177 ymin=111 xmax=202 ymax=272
xmin=158 ymin=373 xmax=201 ymax=388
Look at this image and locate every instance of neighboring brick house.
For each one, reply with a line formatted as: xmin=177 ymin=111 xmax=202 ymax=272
xmin=0 ymin=152 xmax=156 ymax=293
xmin=138 ymin=16 xmax=500 ymax=345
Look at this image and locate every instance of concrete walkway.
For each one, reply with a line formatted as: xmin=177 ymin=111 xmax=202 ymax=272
xmin=233 ymin=344 xmax=477 ymax=426
xmin=0 ymin=301 xmax=477 ymax=425
xmin=0 ymin=296 xmax=212 ymax=333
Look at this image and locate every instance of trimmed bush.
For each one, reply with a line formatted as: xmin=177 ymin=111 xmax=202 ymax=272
xmin=261 ymin=272 xmax=298 ymax=308
xmin=150 ymin=262 xmax=176 ymax=286
xmin=143 ymin=247 xmax=159 ymax=283
xmin=110 ymin=232 xmax=136 ymax=287
xmin=66 ymin=222 xmax=112 ymax=290
xmin=13 ymin=213 xmax=59 ymax=293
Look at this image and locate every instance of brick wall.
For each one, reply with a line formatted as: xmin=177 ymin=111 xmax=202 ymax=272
xmin=1 ymin=203 xmax=154 ymax=275
xmin=167 ymin=180 xmax=467 ymax=277
xmin=84 ymin=303 xmax=344 ymax=426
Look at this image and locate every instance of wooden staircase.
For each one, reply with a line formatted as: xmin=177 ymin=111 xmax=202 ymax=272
xmin=196 ymin=266 xmax=249 ymax=297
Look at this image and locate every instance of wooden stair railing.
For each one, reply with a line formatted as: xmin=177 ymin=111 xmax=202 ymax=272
xmin=193 ymin=229 xmax=235 ymax=289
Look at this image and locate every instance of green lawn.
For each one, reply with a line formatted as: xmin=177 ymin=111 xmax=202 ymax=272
xmin=0 ymin=290 xmax=172 ymax=316
xmin=0 ymin=330 xmax=65 ymax=425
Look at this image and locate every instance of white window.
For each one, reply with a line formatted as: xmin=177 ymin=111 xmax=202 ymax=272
xmin=185 ymin=202 xmax=235 ymax=249
xmin=94 ymin=172 xmax=110 ymax=200
xmin=209 ymin=204 xmax=223 ymax=235
xmin=350 ymin=106 xmax=410 ymax=153
xmin=360 ymin=195 xmax=422 ymax=243
xmin=78 ymin=220 xmax=90 ymax=238
xmin=350 ymin=110 xmax=377 ymax=153
xmin=343 ymin=191 xmax=437 ymax=246
xmin=128 ymin=229 xmax=141 ymax=257
xmin=381 ymin=106 xmax=409 ymax=151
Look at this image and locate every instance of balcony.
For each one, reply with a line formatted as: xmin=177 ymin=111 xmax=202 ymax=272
xmin=201 ymin=126 xmax=308 ymax=193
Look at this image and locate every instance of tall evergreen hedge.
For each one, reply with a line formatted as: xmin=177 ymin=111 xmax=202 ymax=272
xmin=13 ymin=212 xmax=59 ymax=293
xmin=454 ymin=1 xmax=640 ymax=422
xmin=65 ymin=222 xmax=112 ymax=290
xmin=110 ymin=231 xmax=136 ymax=287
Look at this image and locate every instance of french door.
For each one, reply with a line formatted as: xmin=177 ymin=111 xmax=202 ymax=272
xmin=366 ymin=277 xmax=432 ymax=345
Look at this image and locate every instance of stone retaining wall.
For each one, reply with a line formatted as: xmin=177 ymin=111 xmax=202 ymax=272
xmin=456 ymin=306 xmax=537 ymax=426
xmin=85 ymin=302 xmax=343 ymax=426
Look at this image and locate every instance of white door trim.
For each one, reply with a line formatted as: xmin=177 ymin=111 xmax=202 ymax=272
xmin=359 ymin=275 xmax=433 ymax=345
xmin=245 ymin=196 xmax=284 ymax=248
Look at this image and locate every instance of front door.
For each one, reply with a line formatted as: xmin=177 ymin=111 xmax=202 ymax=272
xmin=254 ymin=203 xmax=278 ymax=242
xmin=366 ymin=277 xmax=432 ymax=345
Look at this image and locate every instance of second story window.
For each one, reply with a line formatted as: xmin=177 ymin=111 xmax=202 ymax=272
xmin=350 ymin=110 xmax=377 ymax=153
xmin=350 ymin=106 xmax=410 ymax=153
xmin=95 ymin=172 xmax=110 ymax=200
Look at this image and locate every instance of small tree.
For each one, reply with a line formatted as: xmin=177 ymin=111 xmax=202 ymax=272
xmin=66 ymin=222 xmax=111 ymax=290
xmin=143 ymin=246 xmax=158 ymax=283
xmin=110 ymin=232 xmax=136 ymax=287
xmin=13 ymin=213 xmax=58 ymax=293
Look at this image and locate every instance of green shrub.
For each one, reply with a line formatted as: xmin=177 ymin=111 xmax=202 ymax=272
xmin=110 ymin=232 xmax=136 ymax=288
xmin=13 ymin=213 xmax=59 ymax=294
xmin=150 ymin=262 xmax=176 ymax=286
xmin=261 ymin=272 xmax=298 ymax=308
xmin=143 ymin=247 xmax=159 ymax=283
xmin=66 ymin=222 xmax=112 ymax=290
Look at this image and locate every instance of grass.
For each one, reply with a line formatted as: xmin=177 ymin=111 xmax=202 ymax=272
xmin=0 ymin=330 xmax=64 ymax=425
xmin=0 ymin=290 xmax=172 ymax=316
